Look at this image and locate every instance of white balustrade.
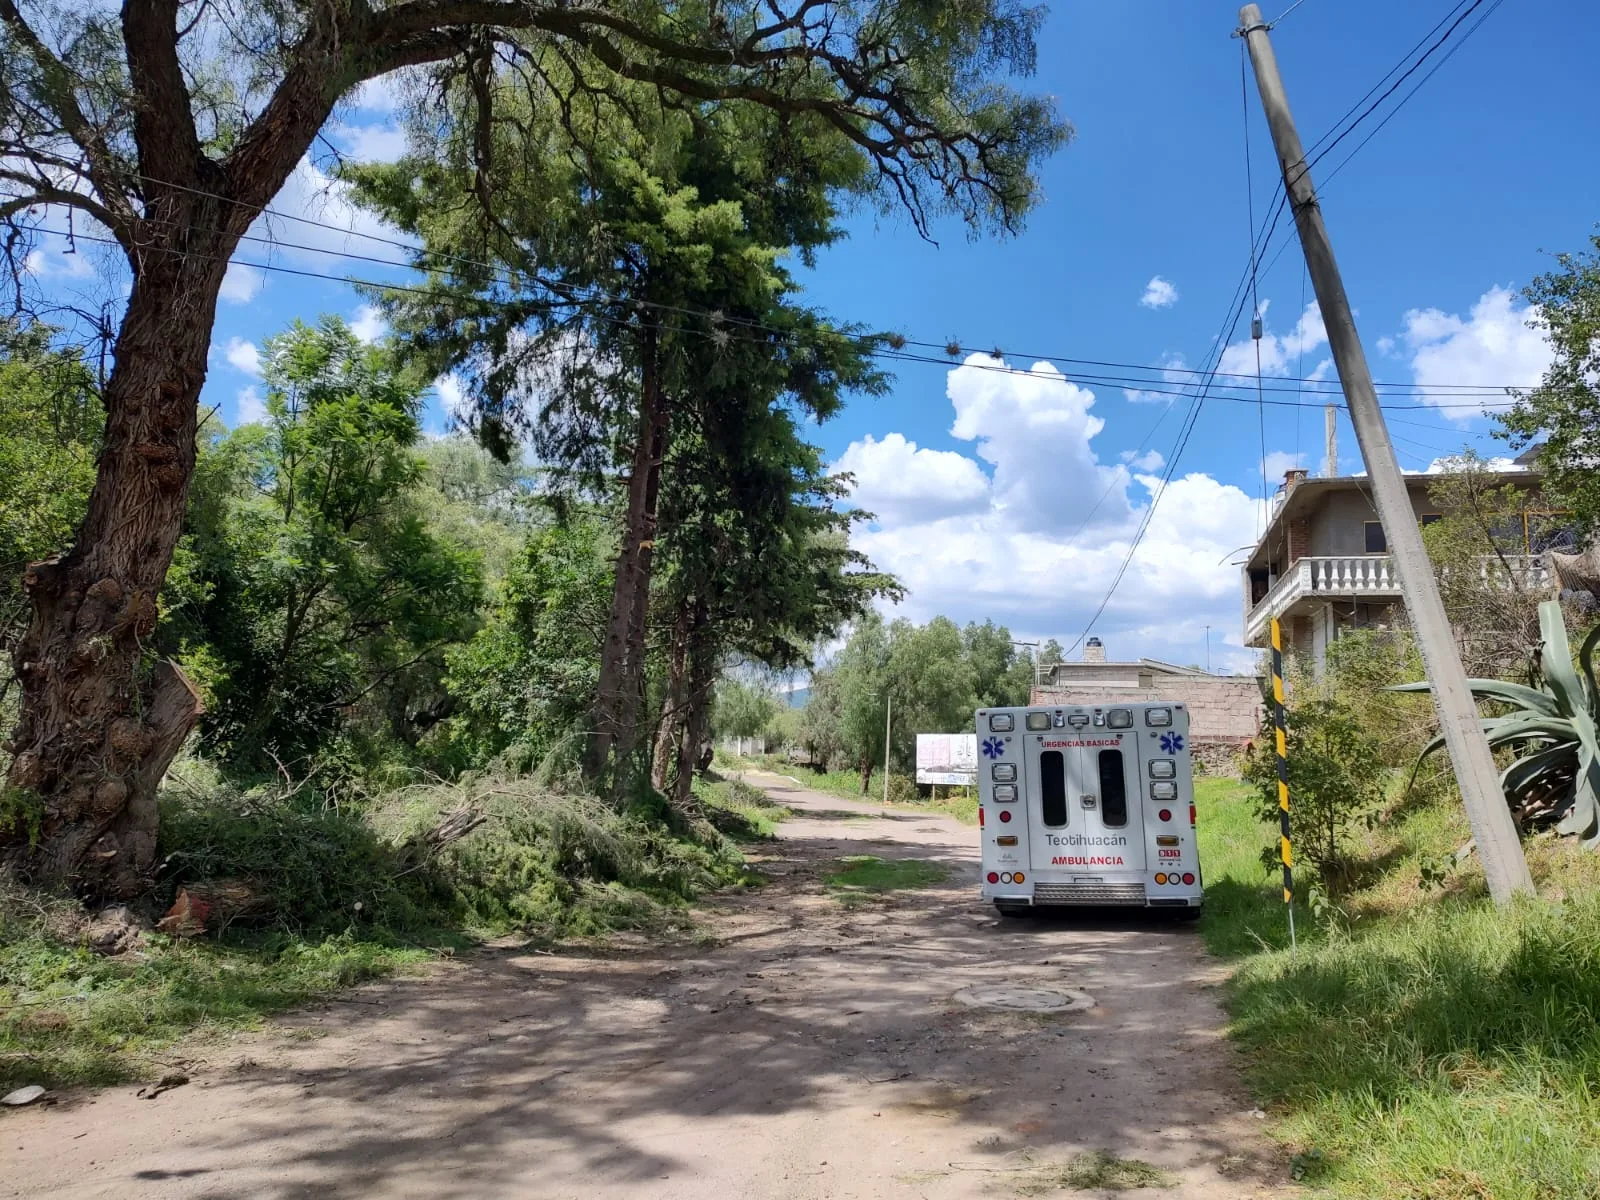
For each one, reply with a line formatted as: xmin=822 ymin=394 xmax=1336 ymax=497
xmin=1244 ymin=554 xmax=1550 ymax=645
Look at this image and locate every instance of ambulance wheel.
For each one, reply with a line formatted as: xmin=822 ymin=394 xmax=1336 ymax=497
xmin=995 ymin=903 xmax=1031 ymax=919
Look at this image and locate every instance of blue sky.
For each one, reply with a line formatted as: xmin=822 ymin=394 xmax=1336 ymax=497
xmin=23 ymin=0 xmax=1598 ymax=673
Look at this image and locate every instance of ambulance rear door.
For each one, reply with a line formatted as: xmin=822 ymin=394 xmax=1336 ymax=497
xmin=1024 ymin=721 xmax=1145 ymax=877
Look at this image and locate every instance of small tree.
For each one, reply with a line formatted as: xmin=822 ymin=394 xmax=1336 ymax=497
xmin=712 ymin=680 xmax=779 ymax=744
xmin=1498 ymin=233 xmax=1600 ymax=538
xmin=1243 ymin=694 xmax=1386 ymax=896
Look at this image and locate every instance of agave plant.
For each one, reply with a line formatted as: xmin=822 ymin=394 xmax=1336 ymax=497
xmin=1395 ymin=600 xmax=1600 ymax=847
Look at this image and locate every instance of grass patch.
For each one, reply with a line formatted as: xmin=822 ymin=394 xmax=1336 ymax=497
xmin=1 ymin=766 xmax=762 ymax=1091
xmin=0 ymin=908 xmax=430 ymax=1089
xmin=823 ymin=854 xmax=947 ymax=906
xmin=1197 ymin=775 xmax=1600 ymax=1199
xmin=1013 ymin=1151 xmax=1176 ymax=1193
xmin=693 ymin=774 xmax=791 ymax=841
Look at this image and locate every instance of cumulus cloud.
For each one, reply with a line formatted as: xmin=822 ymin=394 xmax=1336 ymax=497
xmin=244 ymin=158 xmax=410 ymax=267
xmin=1397 ymin=286 xmax=1551 ymax=422
xmin=1121 ymin=448 xmax=1165 ymax=472
xmin=832 ymin=432 xmax=990 ymax=524
xmin=1424 ymin=454 xmax=1519 ymax=474
xmin=1219 ymin=300 xmax=1327 ymax=378
xmin=1262 ymin=450 xmax=1307 ymax=483
xmin=350 ymin=304 xmax=388 ymax=344
xmin=329 ymin=121 xmax=409 ymax=163
xmin=223 ymin=337 xmax=262 ymax=376
xmin=1122 ymin=355 xmax=1191 ymax=405
xmin=840 ymin=354 xmax=1266 ymax=674
xmin=433 ymin=373 xmax=471 ymax=422
xmin=1140 ymin=276 xmax=1179 ymax=310
xmin=219 ymin=261 xmax=263 ymax=304
xmin=235 ymin=386 xmax=267 ymax=426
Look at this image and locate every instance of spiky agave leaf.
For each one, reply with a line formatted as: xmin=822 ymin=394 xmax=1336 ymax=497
xmin=1393 ymin=600 xmax=1600 ymax=845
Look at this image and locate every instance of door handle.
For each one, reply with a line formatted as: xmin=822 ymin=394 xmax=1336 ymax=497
xmin=1080 ymin=794 xmax=1098 ymax=809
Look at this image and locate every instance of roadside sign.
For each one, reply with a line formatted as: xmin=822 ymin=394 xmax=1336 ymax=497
xmin=916 ymin=733 xmax=977 ymax=785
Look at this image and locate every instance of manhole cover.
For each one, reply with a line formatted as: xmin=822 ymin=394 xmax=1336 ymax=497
xmin=951 ymin=984 xmax=1094 ymax=1013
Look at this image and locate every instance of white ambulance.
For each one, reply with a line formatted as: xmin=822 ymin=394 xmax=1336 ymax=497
xmin=975 ymin=702 xmax=1203 ymax=917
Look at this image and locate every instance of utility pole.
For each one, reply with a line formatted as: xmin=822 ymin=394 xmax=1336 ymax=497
xmin=1324 ymin=404 xmax=1338 ymax=476
xmin=882 ymin=694 xmax=892 ymax=806
xmin=1238 ymin=5 xmax=1532 ymax=902
xmin=1205 ymin=625 xmax=1212 ymax=673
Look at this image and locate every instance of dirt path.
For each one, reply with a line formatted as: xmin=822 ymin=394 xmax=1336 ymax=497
xmin=3 ymin=771 xmax=1288 ymax=1199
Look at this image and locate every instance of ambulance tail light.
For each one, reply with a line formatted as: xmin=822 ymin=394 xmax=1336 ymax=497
xmin=979 ymin=807 xmax=985 ymax=827
xmin=987 ymin=871 xmax=1000 ymax=884
xmin=1190 ymin=804 xmax=1197 ymax=826
xmin=1182 ymin=872 xmax=1196 ymax=886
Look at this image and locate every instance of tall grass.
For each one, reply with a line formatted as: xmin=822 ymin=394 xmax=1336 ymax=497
xmin=1196 ymin=776 xmax=1600 ymax=1198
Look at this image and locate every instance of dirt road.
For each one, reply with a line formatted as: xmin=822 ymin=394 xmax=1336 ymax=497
xmin=3 ymin=771 xmax=1287 ymax=1199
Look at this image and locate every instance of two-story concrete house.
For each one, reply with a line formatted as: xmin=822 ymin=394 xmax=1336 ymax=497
xmin=1241 ymin=463 xmax=1568 ymax=674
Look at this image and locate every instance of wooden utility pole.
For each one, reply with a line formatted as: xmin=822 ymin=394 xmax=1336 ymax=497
xmin=1238 ymin=5 xmax=1533 ymax=902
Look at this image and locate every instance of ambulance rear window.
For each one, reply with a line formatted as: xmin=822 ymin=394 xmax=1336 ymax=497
xmin=1040 ymin=750 xmax=1068 ymax=827
xmin=1097 ymin=749 xmax=1128 ymax=828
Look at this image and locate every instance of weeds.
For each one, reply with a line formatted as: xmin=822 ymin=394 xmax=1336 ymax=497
xmin=823 ymin=855 xmax=947 ymax=907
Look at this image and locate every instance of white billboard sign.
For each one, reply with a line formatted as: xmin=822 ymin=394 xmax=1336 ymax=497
xmin=916 ymin=732 xmax=978 ymax=785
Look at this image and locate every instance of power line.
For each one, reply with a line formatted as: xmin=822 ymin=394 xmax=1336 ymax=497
xmin=25 ymin=224 xmax=1526 ymax=416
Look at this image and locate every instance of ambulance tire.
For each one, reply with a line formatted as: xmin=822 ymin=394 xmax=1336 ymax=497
xmin=995 ymin=902 xmax=1031 ymax=919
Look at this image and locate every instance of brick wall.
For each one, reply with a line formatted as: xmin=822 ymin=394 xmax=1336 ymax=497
xmin=1030 ymin=674 xmax=1265 ymax=745
xmin=1287 ymin=517 xmax=1311 ymax=564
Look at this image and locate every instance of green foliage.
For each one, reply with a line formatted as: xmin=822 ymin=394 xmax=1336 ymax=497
xmin=443 ymin=513 xmax=614 ymax=768
xmin=1227 ymin=894 xmax=1600 ymax=1199
xmin=1498 ymin=232 xmax=1600 ymax=537
xmin=1242 ymin=694 xmax=1386 ymax=896
xmin=712 ymin=679 xmax=780 ymax=740
xmin=691 ymin=775 xmax=791 ymax=841
xmin=167 ymin=318 xmax=484 ymax=767
xmin=1397 ymin=600 xmax=1600 ymax=844
xmin=822 ymin=855 xmax=947 ymax=902
xmin=0 ymin=320 xmax=101 ymax=721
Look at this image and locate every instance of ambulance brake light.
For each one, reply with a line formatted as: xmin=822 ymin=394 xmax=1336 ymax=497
xmin=1190 ymin=804 xmax=1197 ymax=826
xmin=987 ymin=871 xmax=999 ymax=884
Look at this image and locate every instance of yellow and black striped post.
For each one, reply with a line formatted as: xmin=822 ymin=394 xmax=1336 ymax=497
xmin=1269 ymin=617 xmax=1296 ymax=950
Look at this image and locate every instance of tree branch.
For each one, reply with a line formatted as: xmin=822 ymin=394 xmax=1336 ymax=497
xmin=122 ymin=0 xmax=205 ymax=191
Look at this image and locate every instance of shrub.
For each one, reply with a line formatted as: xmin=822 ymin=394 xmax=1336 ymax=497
xmin=1242 ymin=695 xmax=1385 ymax=896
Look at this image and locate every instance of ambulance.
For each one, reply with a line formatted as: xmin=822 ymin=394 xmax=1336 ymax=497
xmin=975 ymin=702 xmax=1203 ymax=917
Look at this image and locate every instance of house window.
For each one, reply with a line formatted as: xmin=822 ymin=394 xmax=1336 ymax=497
xmin=1364 ymin=521 xmax=1387 ymax=553
xmin=1420 ymin=513 xmax=1442 ymax=527
xmin=1527 ymin=510 xmax=1578 ymax=554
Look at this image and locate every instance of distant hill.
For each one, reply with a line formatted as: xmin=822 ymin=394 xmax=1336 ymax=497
xmin=785 ymin=686 xmax=811 ymax=709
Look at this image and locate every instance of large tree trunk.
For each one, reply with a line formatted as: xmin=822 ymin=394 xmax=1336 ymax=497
xmin=586 ymin=325 xmax=668 ymax=782
xmin=2 ymin=259 xmax=223 ymax=897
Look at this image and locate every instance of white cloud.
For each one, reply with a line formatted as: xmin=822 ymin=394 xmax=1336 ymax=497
xmin=218 ymin=261 xmax=263 ymax=304
xmin=948 ymin=354 xmax=1135 ymax=532
xmin=1423 ymin=454 xmax=1519 ymax=474
xmin=244 ymin=158 xmax=410 ymax=267
xmin=1121 ymin=448 xmax=1165 ymax=472
xmin=350 ymin=304 xmax=388 ymax=344
xmin=1219 ymin=300 xmax=1327 ymax=378
xmin=235 ymin=386 xmax=267 ymax=426
xmin=330 ymin=121 xmax=409 ymax=164
xmin=433 ymin=374 xmax=471 ymax=421
xmin=1140 ymin=276 xmax=1179 ymax=310
xmin=832 ymin=432 xmax=990 ymax=524
xmin=1122 ymin=355 xmax=1191 ymax=405
xmin=223 ymin=337 xmax=262 ymax=376
xmin=1262 ymin=450 xmax=1307 ymax=482
xmin=1398 ymin=286 xmax=1551 ymax=422
xmin=841 ymin=355 xmax=1266 ymax=674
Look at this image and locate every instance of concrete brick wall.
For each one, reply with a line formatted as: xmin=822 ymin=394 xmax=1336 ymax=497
xmin=1030 ymin=674 xmax=1265 ymax=745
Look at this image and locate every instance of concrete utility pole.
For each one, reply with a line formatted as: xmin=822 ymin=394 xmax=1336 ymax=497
xmin=1324 ymin=404 xmax=1338 ymax=476
xmin=1238 ymin=5 xmax=1533 ymax=902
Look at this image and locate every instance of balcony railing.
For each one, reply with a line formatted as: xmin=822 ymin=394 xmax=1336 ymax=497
xmin=1244 ymin=554 xmax=1553 ymax=645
